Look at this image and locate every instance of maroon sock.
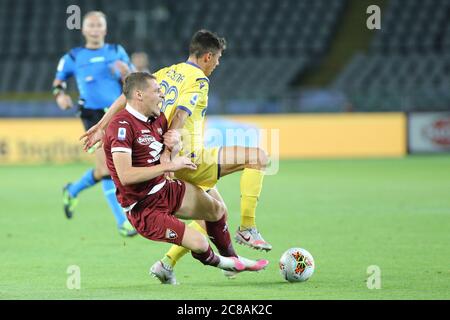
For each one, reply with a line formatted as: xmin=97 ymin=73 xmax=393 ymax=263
xmin=191 ymin=245 xmax=220 ymax=266
xmin=205 ymin=215 xmax=237 ymax=257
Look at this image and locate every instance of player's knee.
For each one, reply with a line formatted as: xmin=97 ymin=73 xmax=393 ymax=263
xmin=257 ymin=148 xmax=269 ymax=168
xmin=207 ymin=200 xmax=227 ymax=222
xmin=95 ymin=167 xmax=110 ymax=178
xmin=189 ymin=233 xmax=209 ymax=254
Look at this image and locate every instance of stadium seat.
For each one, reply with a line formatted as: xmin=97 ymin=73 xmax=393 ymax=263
xmin=333 ymin=0 xmax=450 ymax=112
xmin=1 ymin=0 xmax=348 ymax=115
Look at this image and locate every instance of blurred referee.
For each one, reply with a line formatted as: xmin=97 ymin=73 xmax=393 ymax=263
xmin=52 ymin=11 xmax=137 ymax=236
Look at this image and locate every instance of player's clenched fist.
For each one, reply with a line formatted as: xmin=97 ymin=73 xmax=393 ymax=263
xmin=163 ymin=129 xmax=181 ymax=152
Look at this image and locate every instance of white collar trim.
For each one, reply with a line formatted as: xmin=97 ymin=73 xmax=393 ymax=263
xmin=125 ymin=104 xmax=148 ymax=122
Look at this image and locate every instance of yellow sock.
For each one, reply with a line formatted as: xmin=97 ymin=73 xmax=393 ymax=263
xmin=163 ymin=221 xmax=207 ymax=267
xmin=240 ymin=168 xmax=265 ymax=229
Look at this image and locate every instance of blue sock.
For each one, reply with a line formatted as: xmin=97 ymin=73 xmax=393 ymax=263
xmin=68 ymin=169 xmax=97 ymax=197
xmin=101 ymin=178 xmax=126 ymax=227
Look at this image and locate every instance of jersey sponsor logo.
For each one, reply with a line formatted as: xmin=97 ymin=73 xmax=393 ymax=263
xmin=147 ymin=155 xmax=161 ymax=164
xmin=190 ymin=93 xmax=199 ymax=106
xmin=89 ymin=56 xmax=105 ymax=63
xmin=148 ymin=141 xmax=164 ymax=163
xmin=118 ymin=127 xmax=127 ymax=140
xmin=137 ymin=134 xmax=156 ymax=145
xmin=165 ymin=228 xmax=178 ymax=240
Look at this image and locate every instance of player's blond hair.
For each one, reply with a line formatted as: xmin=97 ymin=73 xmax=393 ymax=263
xmin=82 ymin=11 xmax=107 ymax=26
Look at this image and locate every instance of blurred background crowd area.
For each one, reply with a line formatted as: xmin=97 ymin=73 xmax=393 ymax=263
xmin=0 ymin=0 xmax=449 ymax=117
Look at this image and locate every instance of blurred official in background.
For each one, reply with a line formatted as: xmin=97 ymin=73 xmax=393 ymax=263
xmin=52 ymin=11 xmax=137 ymax=237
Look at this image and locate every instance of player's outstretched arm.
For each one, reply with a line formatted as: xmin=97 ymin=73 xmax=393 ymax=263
xmin=80 ymin=94 xmax=127 ymax=151
xmin=113 ymin=152 xmax=196 ymax=186
xmin=168 ymin=108 xmax=190 ymax=131
xmin=160 ymin=107 xmax=190 ymax=156
xmin=114 ymin=60 xmax=131 ymax=81
xmin=160 ymin=109 xmax=190 ymax=177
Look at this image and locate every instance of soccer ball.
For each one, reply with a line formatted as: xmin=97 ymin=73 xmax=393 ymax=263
xmin=279 ymin=247 xmax=315 ymax=282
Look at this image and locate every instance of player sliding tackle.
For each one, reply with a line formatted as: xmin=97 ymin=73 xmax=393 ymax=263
xmin=81 ymin=30 xmax=271 ymax=284
xmin=102 ymin=72 xmax=268 ymax=279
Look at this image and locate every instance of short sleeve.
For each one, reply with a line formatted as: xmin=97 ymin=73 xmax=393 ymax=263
xmin=154 ymin=67 xmax=167 ymax=83
xmin=107 ymin=119 xmax=134 ymax=154
xmin=176 ymin=78 xmax=208 ymax=116
xmin=55 ymin=53 xmax=75 ymax=81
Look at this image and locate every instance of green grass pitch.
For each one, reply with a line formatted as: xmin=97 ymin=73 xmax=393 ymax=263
xmin=1 ymin=156 xmax=449 ymax=299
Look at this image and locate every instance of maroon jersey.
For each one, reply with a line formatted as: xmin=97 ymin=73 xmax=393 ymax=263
xmin=103 ymin=104 xmax=168 ymax=209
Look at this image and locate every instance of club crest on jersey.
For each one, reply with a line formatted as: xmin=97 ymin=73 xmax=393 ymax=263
xmin=137 ymin=134 xmax=155 ymax=145
xmin=165 ymin=229 xmax=178 ymax=240
xmin=157 ymin=128 xmax=163 ymax=135
xmin=118 ymin=127 xmax=126 ymax=140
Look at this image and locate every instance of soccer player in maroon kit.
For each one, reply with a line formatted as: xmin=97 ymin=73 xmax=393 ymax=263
xmin=103 ymin=72 xmax=268 ymax=278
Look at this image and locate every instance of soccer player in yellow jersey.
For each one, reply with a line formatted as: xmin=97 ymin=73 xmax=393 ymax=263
xmin=81 ymin=30 xmax=271 ymax=284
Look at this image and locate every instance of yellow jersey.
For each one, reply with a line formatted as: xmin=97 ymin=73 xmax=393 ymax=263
xmin=154 ymin=61 xmax=209 ymax=157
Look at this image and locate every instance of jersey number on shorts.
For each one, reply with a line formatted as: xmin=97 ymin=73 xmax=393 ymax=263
xmin=160 ymin=80 xmax=178 ymax=113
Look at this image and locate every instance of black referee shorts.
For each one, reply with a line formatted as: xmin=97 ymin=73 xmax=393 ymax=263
xmin=79 ymin=108 xmax=106 ymax=131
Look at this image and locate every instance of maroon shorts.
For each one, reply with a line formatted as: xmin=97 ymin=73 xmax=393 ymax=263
xmin=127 ymin=179 xmax=186 ymax=246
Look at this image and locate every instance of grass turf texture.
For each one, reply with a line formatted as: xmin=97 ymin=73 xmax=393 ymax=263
xmin=0 ymin=156 xmax=449 ymax=299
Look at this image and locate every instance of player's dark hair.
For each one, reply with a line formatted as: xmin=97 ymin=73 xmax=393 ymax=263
xmin=189 ymin=29 xmax=226 ymax=58
xmin=123 ymin=72 xmax=156 ymax=99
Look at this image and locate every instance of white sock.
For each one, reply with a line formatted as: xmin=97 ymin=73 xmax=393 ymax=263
xmin=217 ymin=255 xmax=237 ymax=270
